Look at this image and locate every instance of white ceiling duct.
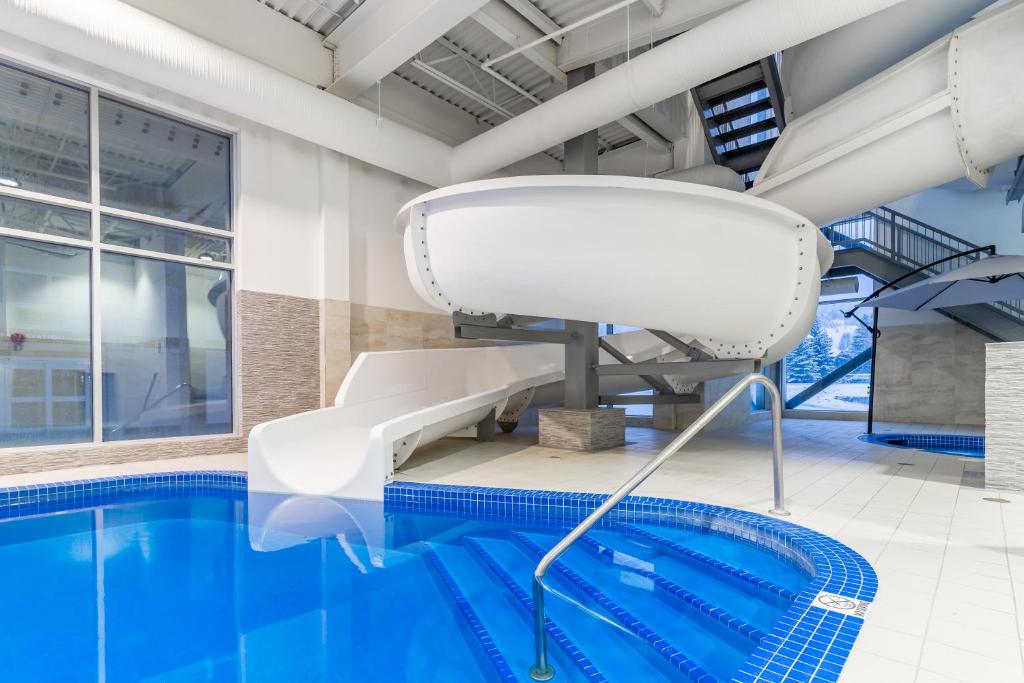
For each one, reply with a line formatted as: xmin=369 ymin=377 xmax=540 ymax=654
xmin=449 ymin=0 xmax=911 ymax=182
xmin=753 ymin=0 xmax=1024 ymax=225
xmin=781 ymin=0 xmax=997 ymax=119
xmin=0 ymin=0 xmax=454 ymax=187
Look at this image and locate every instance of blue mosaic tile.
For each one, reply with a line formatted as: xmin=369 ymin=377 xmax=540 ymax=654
xmin=509 ymin=533 xmax=713 ymax=683
xmin=621 ymin=524 xmax=798 ymax=603
xmin=576 ymin=534 xmax=767 ymax=645
xmin=0 ymin=473 xmax=875 ymax=682
xmin=387 ymin=481 xmax=876 ymax=682
xmin=860 ymin=432 xmax=984 ymax=458
xmin=464 ymin=537 xmax=608 ymax=683
xmin=424 ymin=548 xmax=519 ymax=683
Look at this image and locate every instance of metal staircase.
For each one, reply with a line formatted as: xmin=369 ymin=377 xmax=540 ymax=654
xmin=690 ymin=57 xmax=785 ymax=187
xmin=824 ymin=206 xmax=1024 ymax=342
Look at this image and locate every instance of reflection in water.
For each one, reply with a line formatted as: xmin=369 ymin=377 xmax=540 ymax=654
xmin=0 ymin=491 xmax=492 ymax=682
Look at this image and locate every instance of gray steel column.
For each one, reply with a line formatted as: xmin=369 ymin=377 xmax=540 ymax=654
xmin=562 ymin=66 xmax=599 ymax=410
xmin=563 ymin=65 xmax=598 ymax=174
xmin=564 ymin=320 xmax=599 ymax=409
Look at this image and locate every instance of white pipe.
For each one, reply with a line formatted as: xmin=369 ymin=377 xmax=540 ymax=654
xmin=781 ymin=0 xmax=996 ymax=119
xmin=451 ymin=0 xmax=910 ymax=182
xmin=481 ymin=0 xmax=641 ymax=71
xmin=0 ymin=0 xmax=453 ymax=187
xmin=752 ymin=0 xmax=1024 ymax=226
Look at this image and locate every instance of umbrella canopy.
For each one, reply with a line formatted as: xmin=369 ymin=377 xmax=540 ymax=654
xmin=867 ymin=255 xmax=1024 ymax=310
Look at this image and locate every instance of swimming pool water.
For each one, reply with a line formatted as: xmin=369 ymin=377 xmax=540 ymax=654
xmin=0 ymin=486 xmax=819 ymax=682
xmin=860 ymin=432 xmax=984 ymax=457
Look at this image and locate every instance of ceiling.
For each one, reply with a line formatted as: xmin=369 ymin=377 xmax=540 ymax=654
xmin=260 ymin=0 xmax=675 ymax=162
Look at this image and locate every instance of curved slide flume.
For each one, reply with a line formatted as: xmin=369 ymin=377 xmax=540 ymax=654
xmin=249 ymin=177 xmax=829 ymax=500
xmin=248 ymin=330 xmax=704 ymax=501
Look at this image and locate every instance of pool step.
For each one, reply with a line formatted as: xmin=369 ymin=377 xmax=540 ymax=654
xmin=574 ymin=535 xmax=767 ymax=645
xmin=462 ymin=538 xmax=610 ymax=683
xmin=621 ymin=525 xmax=798 ymax=603
xmin=465 ymin=536 xmax=680 ymax=683
xmin=584 ymin=529 xmax=790 ymax=633
xmin=424 ymin=545 xmax=522 ymax=682
xmin=510 ymin=532 xmax=720 ymax=682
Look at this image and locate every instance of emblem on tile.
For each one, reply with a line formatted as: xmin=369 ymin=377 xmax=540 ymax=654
xmin=814 ymin=592 xmax=871 ymax=618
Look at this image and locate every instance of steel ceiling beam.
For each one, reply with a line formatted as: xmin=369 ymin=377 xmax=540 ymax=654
xmin=324 ymin=0 xmax=489 ymax=98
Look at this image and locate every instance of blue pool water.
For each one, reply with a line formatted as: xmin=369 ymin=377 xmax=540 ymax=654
xmin=0 ymin=475 xmax=876 ymax=682
xmin=860 ymin=432 xmax=984 ymax=457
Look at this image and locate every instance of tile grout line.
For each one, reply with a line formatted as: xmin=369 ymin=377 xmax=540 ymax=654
xmin=910 ymin=461 xmax=962 ymax=682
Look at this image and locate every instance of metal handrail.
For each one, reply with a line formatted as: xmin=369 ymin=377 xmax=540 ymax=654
xmin=823 ymin=208 xmax=1024 ymax=323
xmin=528 ymin=373 xmax=787 ymax=681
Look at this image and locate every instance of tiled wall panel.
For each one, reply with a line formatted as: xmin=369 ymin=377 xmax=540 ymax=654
xmin=986 ymin=341 xmax=1024 ymax=491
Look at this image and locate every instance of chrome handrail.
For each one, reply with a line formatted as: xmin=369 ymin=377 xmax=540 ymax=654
xmin=528 ymin=373 xmax=787 ymax=681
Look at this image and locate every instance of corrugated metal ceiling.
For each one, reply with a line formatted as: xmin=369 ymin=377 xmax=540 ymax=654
xmin=258 ymin=0 xmax=648 ymax=160
xmin=257 ymin=0 xmax=360 ymax=37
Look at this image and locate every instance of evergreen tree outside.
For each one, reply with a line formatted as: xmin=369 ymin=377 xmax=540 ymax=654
xmin=785 ymin=317 xmax=834 ymax=383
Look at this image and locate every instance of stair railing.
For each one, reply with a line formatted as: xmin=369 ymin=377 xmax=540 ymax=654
xmin=528 ymin=373 xmax=787 ymax=681
xmin=823 ymin=207 xmax=1024 ymax=323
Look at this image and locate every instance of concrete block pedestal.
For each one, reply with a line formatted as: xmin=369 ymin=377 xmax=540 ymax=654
xmin=538 ymin=407 xmax=626 ymax=451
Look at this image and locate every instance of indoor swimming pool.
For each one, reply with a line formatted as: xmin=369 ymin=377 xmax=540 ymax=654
xmin=860 ymin=433 xmax=985 ymax=458
xmin=0 ymin=474 xmax=875 ymax=682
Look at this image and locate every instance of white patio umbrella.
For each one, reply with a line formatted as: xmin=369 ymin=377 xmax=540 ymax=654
xmin=866 ymin=255 xmax=1024 ymax=310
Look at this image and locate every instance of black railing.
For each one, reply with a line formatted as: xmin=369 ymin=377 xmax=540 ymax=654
xmin=823 ymin=206 xmax=1024 ymax=323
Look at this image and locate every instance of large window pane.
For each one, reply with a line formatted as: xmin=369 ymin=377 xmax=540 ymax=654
xmin=101 ymin=215 xmax=230 ymax=262
xmin=99 ymin=98 xmax=231 ymax=230
xmin=101 ymin=253 xmax=231 ymax=440
xmin=0 ymin=235 xmax=91 ymax=446
xmin=0 ymin=194 xmax=90 ymax=240
xmin=784 ymin=303 xmax=874 ymax=411
xmin=0 ymin=62 xmax=90 ymax=200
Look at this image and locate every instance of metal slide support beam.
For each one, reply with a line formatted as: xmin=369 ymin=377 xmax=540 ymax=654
xmin=455 ymin=324 xmax=572 ymax=344
xmin=647 ymin=329 xmax=713 ymax=360
xmin=785 ymin=347 xmax=872 ymax=410
xmin=476 ymin=408 xmax=496 ymax=442
xmin=559 ymin=65 xmax=600 ymax=411
xmin=564 ymin=320 xmax=599 ymax=409
xmin=563 ymin=66 xmax=599 ymax=173
xmin=598 ymin=359 xmax=752 ymax=377
xmin=597 ymin=338 xmax=675 ymax=395
xmin=599 ymin=394 xmax=700 ymax=405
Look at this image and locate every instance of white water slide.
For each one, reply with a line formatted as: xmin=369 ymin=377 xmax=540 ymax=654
xmin=249 ymin=0 xmax=1024 ymax=501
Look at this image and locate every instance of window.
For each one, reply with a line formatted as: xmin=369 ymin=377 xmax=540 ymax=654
xmin=0 ymin=61 xmax=234 ymax=447
xmin=0 ymin=236 xmax=91 ymax=446
xmin=0 ymin=62 xmax=90 ymax=200
xmin=783 ymin=280 xmax=875 ymax=412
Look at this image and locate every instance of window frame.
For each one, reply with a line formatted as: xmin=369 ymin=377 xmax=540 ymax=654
xmin=0 ymin=57 xmax=240 ymax=447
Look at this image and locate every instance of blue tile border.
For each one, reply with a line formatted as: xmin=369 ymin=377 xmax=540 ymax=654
xmin=0 ymin=470 xmax=246 ymax=519
xmin=621 ymin=524 xmax=798 ymax=603
xmin=574 ymin=534 xmax=768 ymax=646
xmin=424 ymin=547 xmax=520 ymax=683
xmin=0 ymin=473 xmax=876 ymax=682
xmin=511 ymin=531 xmax=714 ymax=682
xmin=464 ymin=537 xmax=608 ymax=683
xmin=386 ymin=481 xmax=877 ymax=683
xmin=860 ymin=432 xmax=984 ymax=458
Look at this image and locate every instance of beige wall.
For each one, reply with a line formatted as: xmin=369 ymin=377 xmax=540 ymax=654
xmin=0 ymin=289 xmax=321 ymax=476
xmin=322 ymin=300 xmax=485 ymax=404
xmin=873 ymin=320 xmax=986 ymax=426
